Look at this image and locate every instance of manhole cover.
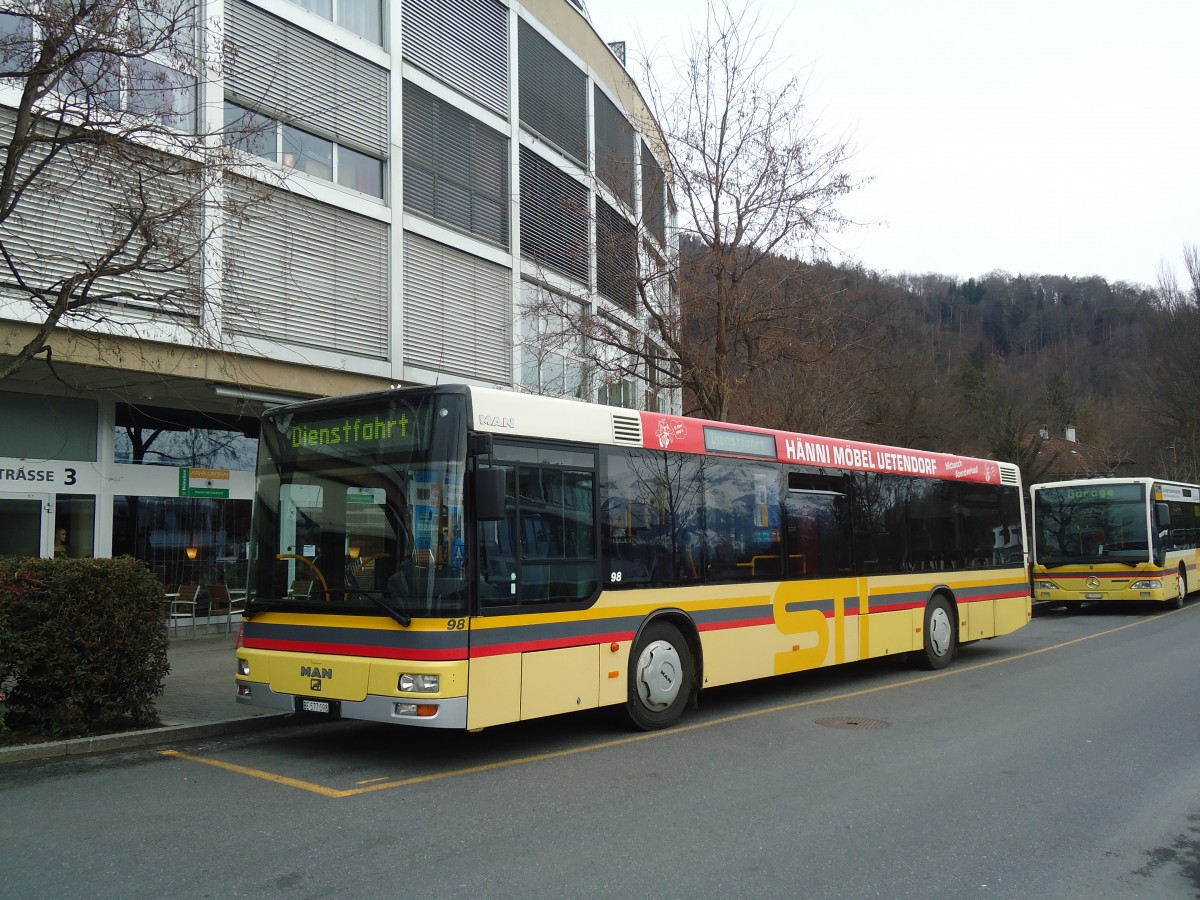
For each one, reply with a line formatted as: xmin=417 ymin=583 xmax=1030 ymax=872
xmin=814 ymin=716 xmax=891 ymax=731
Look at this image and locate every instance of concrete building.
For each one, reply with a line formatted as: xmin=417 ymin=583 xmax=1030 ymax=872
xmin=0 ymin=0 xmax=677 ymax=589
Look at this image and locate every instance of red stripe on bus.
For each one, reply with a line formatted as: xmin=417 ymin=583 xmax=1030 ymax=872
xmin=470 ymin=631 xmax=636 ymax=658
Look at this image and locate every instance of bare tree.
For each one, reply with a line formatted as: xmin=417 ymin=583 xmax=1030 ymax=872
xmin=515 ymin=0 xmax=865 ymax=423
xmin=637 ymin=0 xmax=863 ymax=421
xmin=0 ymin=0 xmax=264 ymax=380
xmin=1146 ymin=244 xmax=1200 ymax=481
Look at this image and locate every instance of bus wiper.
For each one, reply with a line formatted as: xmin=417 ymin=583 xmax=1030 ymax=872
xmin=323 ymin=587 xmax=413 ymax=627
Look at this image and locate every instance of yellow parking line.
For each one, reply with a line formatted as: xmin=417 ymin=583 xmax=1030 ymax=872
xmin=160 ymin=749 xmax=347 ymax=797
xmin=160 ymin=606 xmax=1186 ymax=797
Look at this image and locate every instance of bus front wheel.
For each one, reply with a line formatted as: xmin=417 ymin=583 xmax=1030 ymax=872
xmin=626 ymin=621 xmax=693 ymax=731
xmin=1170 ymin=567 xmax=1187 ymax=610
xmin=916 ymin=595 xmax=957 ymax=670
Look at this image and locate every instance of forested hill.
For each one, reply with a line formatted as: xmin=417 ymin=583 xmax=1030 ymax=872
xmin=697 ymin=254 xmax=1198 ymax=484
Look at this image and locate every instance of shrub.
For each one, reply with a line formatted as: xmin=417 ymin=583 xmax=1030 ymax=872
xmin=0 ymin=556 xmax=170 ymax=740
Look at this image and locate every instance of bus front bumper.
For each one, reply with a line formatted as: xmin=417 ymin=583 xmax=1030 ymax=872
xmin=235 ymin=681 xmax=469 ymax=729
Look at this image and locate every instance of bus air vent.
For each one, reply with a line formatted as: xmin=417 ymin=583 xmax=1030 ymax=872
xmin=999 ymin=466 xmax=1020 ymax=486
xmin=611 ymin=413 xmax=643 ymax=446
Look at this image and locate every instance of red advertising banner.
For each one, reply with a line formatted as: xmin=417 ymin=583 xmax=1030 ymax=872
xmin=640 ymin=412 xmax=1002 ymax=485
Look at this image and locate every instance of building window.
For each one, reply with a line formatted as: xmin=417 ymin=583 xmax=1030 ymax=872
xmin=597 ymin=377 xmax=636 ymax=409
xmin=519 ymin=145 xmax=588 ymax=282
xmin=337 ymin=144 xmax=383 ymax=198
xmin=401 ymin=0 xmax=509 ymax=116
xmin=641 ymin=141 xmax=666 ymax=246
xmin=282 ymin=123 xmax=333 ymax=180
xmin=292 ymin=0 xmax=382 ymax=44
xmin=518 ymin=18 xmax=587 ymax=165
xmin=403 ymin=81 xmax=509 ymax=246
xmin=0 ymin=391 xmax=98 ymax=461
xmin=596 ymin=198 xmax=636 ymax=312
xmin=224 ymin=102 xmax=385 ymax=199
xmin=519 ymin=282 xmax=587 ymax=399
xmin=125 ymin=58 xmax=196 ymax=131
xmin=644 ymin=340 xmax=666 ymax=413
xmin=594 ymin=317 xmax=638 ymax=409
xmin=594 ymin=86 xmax=634 ymax=208
xmin=113 ymin=404 xmax=259 ymax=469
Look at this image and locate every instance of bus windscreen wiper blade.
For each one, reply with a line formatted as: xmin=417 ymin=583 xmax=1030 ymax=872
xmin=335 ymin=587 xmax=413 ymax=627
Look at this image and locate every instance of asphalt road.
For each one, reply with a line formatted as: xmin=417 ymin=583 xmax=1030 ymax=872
xmin=3 ymin=600 xmax=1200 ymax=900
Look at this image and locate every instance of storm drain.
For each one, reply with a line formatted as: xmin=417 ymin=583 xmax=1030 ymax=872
xmin=814 ymin=716 xmax=892 ymax=731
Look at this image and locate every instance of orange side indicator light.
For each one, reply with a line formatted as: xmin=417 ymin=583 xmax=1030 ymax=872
xmin=608 ymin=670 xmax=620 ymax=679
xmin=610 ymin=642 xmax=620 ymax=652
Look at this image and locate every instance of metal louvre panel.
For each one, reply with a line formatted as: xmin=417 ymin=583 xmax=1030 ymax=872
xmin=594 ymin=86 xmax=634 ymax=208
xmin=402 ymin=81 xmax=509 ymax=246
xmin=401 ymin=0 xmax=509 ymax=116
xmin=517 ymin=18 xmax=587 ymax=165
xmin=596 ymin=198 xmax=636 ymax=312
xmin=403 ymin=231 xmax=511 ymax=382
xmin=227 ymin=0 xmax=388 ymax=157
xmin=519 ymin=146 xmax=588 ymax=283
xmin=0 ymin=111 xmax=200 ymax=318
xmin=224 ymin=180 xmax=388 ymax=359
xmin=611 ymin=413 xmax=643 ymax=446
xmin=641 ymin=141 xmax=665 ymax=245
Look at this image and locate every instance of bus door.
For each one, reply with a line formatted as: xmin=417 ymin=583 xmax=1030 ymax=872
xmin=779 ymin=474 xmax=858 ymax=668
xmin=278 ymin=483 xmax=324 ymax=591
xmin=0 ymin=492 xmax=54 ymax=557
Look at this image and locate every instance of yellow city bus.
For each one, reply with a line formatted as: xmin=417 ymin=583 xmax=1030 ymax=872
xmin=1030 ymin=477 xmax=1200 ymax=610
xmin=235 ymin=385 xmax=1031 ymax=730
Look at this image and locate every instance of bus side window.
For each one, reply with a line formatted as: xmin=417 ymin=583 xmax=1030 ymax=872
xmin=786 ymin=471 xmax=851 ymax=578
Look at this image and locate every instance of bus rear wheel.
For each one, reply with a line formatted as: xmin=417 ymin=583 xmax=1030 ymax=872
xmin=915 ymin=595 xmax=957 ymax=670
xmin=625 ymin=621 xmax=693 ymax=731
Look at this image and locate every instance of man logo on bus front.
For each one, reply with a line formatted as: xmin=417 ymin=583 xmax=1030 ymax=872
xmin=656 ymin=418 xmax=687 ymax=449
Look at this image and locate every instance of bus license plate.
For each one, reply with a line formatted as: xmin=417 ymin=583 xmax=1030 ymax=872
xmin=1086 ymin=593 xmax=1104 ymax=600
xmin=298 ymin=698 xmax=339 ymax=716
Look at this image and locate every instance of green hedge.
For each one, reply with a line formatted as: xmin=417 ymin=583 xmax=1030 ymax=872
xmin=0 ymin=556 xmax=170 ymax=741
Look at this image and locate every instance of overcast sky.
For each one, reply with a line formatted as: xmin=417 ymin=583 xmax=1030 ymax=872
xmin=585 ymin=0 xmax=1199 ymax=287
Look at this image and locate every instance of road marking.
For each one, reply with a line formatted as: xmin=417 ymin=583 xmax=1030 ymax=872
xmin=160 ymin=605 xmax=1191 ymax=798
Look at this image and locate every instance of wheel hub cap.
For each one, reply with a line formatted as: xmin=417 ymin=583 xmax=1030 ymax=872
xmin=636 ymin=640 xmax=682 ymax=710
xmin=929 ymin=608 xmax=952 ymax=656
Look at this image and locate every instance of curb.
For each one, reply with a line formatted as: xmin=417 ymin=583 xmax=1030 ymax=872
xmin=0 ymin=712 xmax=295 ymax=766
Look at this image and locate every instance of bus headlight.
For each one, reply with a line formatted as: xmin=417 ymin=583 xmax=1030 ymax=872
xmin=1130 ymin=579 xmax=1162 ymax=590
xmin=1035 ymin=581 xmax=1058 ymax=591
xmin=237 ymin=658 xmax=250 ymax=676
xmin=399 ymin=673 xmax=440 ymax=693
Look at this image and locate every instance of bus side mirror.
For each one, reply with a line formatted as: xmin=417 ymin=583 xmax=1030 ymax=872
xmin=475 ymin=468 xmax=506 ymax=522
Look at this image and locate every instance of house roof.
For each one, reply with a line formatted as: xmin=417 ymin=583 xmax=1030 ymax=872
xmin=1025 ymin=434 xmax=1135 ymax=477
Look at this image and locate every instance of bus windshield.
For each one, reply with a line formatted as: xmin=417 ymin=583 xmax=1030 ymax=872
xmin=1033 ymin=483 xmax=1149 ymax=567
xmin=248 ymin=392 xmax=469 ymax=619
